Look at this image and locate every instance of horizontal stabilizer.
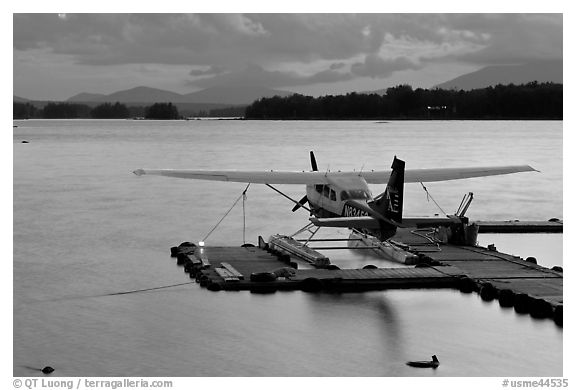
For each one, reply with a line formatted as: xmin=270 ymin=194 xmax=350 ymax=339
xmin=309 ymin=216 xmax=381 ymax=229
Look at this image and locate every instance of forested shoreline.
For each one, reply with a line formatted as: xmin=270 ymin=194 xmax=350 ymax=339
xmin=13 ymin=102 xmax=182 ymax=120
xmin=14 ymin=82 xmax=562 ymax=120
xmin=245 ymin=82 xmax=562 ymax=120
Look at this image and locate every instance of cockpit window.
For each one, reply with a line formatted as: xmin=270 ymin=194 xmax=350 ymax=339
xmin=341 ymin=190 xmax=370 ymax=200
xmin=329 ymin=189 xmax=336 ymax=201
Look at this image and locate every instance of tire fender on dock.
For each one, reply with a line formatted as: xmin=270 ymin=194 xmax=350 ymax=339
xmin=529 ymin=299 xmax=553 ymax=319
xmin=513 ymin=293 xmax=532 ymax=314
xmin=457 ymin=277 xmax=476 ymax=293
xmin=525 ymin=256 xmax=538 ymax=264
xmin=498 ymin=289 xmax=515 ymax=307
xmin=176 ymin=253 xmax=189 ymax=266
xmin=301 ymin=277 xmax=323 ymax=292
xmin=479 ymin=283 xmax=497 ymax=301
xmin=553 ymin=305 xmax=563 ymax=327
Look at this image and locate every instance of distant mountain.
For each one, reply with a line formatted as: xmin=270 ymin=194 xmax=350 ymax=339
xmin=67 ymin=92 xmax=107 ymax=102
xmin=13 ymin=95 xmax=30 ymax=103
xmin=63 ymin=85 xmax=293 ymax=105
xmin=66 ymin=86 xmax=184 ymax=104
xmin=183 ymin=86 xmax=293 ymax=105
xmin=435 ymin=60 xmax=562 ymax=90
xmin=103 ymin=86 xmax=184 ymax=103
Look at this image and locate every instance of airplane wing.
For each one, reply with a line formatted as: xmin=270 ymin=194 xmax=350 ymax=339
xmin=133 ymin=165 xmax=536 ymax=184
xmin=309 ymin=216 xmax=382 ymax=229
xmin=133 ymin=169 xmax=333 ymax=184
xmin=362 ymin=165 xmax=537 ymax=183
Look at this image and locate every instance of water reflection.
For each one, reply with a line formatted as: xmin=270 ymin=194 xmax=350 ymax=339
xmin=305 ymin=292 xmax=403 ymax=359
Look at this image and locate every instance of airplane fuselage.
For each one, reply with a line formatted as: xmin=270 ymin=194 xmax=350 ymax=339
xmin=304 ymin=176 xmax=399 ymax=240
xmin=304 ymin=176 xmax=372 ymax=218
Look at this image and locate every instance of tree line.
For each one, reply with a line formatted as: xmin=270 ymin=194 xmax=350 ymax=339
xmin=14 ymin=82 xmax=562 ymax=120
xmin=13 ymin=102 xmax=181 ymax=120
xmin=244 ymin=82 xmax=562 ymax=120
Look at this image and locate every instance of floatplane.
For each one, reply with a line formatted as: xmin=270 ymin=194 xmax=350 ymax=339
xmin=133 ymin=152 xmax=535 ymax=259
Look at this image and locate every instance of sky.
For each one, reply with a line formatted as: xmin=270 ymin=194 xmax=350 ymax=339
xmin=13 ymin=13 xmax=563 ymax=101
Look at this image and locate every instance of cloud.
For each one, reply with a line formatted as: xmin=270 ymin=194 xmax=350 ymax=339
xmin=189 ymin=65 xmax=227 ymax=76
xmin=456 ymin=14 xmax=563 ymax=64
xmin=13 ymin=14 xmax=562 ymax=97
xmin=15 ymin=14 xmax=561 ymax=69
xmin=186 ymin=63 xmax=353 ymax=89
xmin=351 ymin=54 xmax=421 ymax=78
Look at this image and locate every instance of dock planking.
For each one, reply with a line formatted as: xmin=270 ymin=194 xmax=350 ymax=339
xmin=475 ymin=220 xmax=563 ymax=233
xmin=171 ymin=230 xmax=562 ymax=325
xmin=393 ymin=229 xmax=562 ymax=323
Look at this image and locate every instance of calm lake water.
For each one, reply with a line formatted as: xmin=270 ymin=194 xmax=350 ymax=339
xmin=13 ymin=119 xmax=562 ymax=377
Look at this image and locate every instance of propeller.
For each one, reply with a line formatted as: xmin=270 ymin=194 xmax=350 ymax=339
xmin=292 ymin=195 xmax=309 ymax=212
xmin=292 ymin=151 xmax=318 ymax=212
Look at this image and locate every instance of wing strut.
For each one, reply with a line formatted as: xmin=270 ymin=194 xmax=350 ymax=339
xmin=265 ymin=184 xmax=311 ymax=212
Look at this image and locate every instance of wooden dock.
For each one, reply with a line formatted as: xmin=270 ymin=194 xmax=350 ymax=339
xmin=475 ymin=219 xmax=563 ymax=233
xmin=391 ymin=228 xmax=563 ymax=323
xmin=170 ymin=232 xmax=563 ymax=326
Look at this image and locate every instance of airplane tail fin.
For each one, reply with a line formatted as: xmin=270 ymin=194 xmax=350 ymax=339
xmin=369 ymin=156 xmax=405 ymax=223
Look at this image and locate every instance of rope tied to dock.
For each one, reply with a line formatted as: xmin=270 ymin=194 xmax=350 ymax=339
xmin=242 ymin=186 xmax=248 ymax=245
xmin=27 ymin=281 xmax=198 ymax=304
xmin=420 ymin=182 xmax=448 ymax=217
xmin=101 ymin=281 xmax=195 ymax=296
xmin=202 ymin=183 xmax=251 ymax=243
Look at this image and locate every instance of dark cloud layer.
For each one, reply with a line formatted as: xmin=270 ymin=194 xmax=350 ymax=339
xmin=13 ymin=13 xmax=562 ymax=92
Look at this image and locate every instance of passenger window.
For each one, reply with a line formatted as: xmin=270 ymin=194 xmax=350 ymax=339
xmin=315 ymin=184 xmax=323 ymax=193
xmin=340 ymin=191 xmax=349 ymax=200
xmin=330 ymin=189 xmax=336 ymax=201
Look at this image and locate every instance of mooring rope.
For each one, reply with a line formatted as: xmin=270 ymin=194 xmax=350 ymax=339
xmin=420 ymin=182 xmax=448 ymax=217
xmin=202 ymin=183 xmax=251 ymax=243
xmin=26 ymin=281 xmax=197 ymax=304
xmin=242 ymin=187 xmax=247 ymax=245
xmin=99 ymin=281 xmax=195 ymax=297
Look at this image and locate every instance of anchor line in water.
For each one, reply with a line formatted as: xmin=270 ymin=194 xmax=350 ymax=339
xmin=24 ymin=281 xmax=197 ymax=304
xmin=202 ymin=183 xmax=251 ymax=243
xmin=99 ymin=281 xmax=195 ymax=297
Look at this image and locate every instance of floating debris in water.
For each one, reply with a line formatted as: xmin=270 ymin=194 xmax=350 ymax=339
xmin=406 ymin=355 xmax=439 ymax=368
